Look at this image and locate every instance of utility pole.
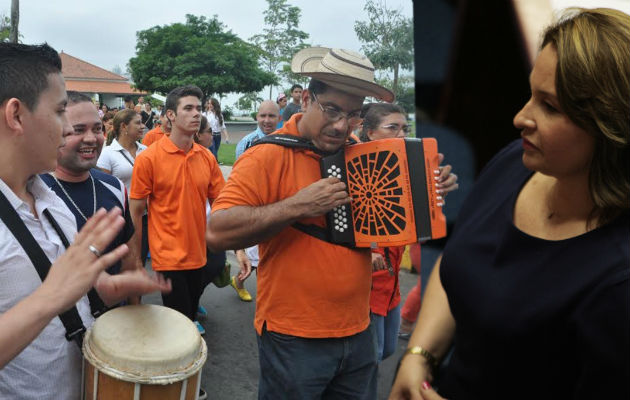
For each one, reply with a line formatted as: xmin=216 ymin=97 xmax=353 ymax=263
xmin=9 ymin=0 xmax=19 ymax=43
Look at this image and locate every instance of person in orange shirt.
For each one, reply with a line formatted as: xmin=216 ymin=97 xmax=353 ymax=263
xmin=141 ymin=108 xmax=169 ymax=147
xmin=129 ymin=86 xmax=225 ymax=331
xmin=207 ymin=47 xmax=394 ymax=399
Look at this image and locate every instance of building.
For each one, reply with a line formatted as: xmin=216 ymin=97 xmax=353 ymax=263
xmin=60 ymin=51 xmax=147 ymax=109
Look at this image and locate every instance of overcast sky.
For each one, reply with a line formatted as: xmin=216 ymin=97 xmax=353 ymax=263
xmin=6 ymin=0 xmax=629 ymax=107
xmin=11 ymin=0 xmax=413 ymax=73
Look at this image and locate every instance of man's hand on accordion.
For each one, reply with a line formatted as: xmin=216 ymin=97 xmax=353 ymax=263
xmin=290 ymin=177 xmax=352 ymax=218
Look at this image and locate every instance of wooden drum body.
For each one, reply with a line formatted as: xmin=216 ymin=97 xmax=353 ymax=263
xmin=83 ymin=304 xmax=207 ymax=400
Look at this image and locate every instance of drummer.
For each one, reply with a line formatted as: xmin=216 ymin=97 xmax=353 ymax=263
xmin=0 ymin=42 xmax=171 ymax=399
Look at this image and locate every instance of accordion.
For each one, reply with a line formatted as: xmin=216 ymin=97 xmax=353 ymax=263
xmin=320 ymin=137 xmax=446 ymax=248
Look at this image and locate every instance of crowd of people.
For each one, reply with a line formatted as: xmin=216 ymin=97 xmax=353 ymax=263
xmin=0 ymin=6 xmax=628 ymax=400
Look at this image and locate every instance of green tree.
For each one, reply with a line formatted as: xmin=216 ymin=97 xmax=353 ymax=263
xmin=354 ymin=0 xmax=413 ymax=97
xmin=129 ymin=15 xmax=276 ymax=99
xmin=237 ymin=92 xmax=264 ymax=113
xmin=0 ymin=14 xmax=10 ymax=42
xmin=375 ymin=74 xmax=415 ymax=113
xmin=249 ymin=0 xmax=310 ymax=99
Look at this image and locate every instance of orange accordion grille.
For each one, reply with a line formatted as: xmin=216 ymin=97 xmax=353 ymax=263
xmin=321 ymin=137 xmax=446 ymax=247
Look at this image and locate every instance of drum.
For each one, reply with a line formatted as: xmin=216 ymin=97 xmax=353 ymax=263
xmin=82 ymin=304 xmax=207 ymax=400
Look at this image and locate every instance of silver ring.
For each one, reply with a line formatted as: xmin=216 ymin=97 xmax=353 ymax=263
xmin=88 ymin=244 xmax=102 ymax=258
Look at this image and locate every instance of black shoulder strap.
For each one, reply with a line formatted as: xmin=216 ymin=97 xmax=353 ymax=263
xmin=249 ymin=133 xmax=358 ymax=154
xmin=0 ymin=190 xmax=88 ymax=349
xmin=249 ymin=134 xmax=361 ymax=248
xmin=118 ymin=149 xmax=135 ymax=167
xmin=249 ymin=134 xmax=328 ymax=155
xmin=43 ymin=209 xmax=107 ymax=318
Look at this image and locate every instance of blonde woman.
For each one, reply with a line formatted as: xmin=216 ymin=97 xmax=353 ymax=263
xmin=390 ymin=8 xmax=629 ymax=399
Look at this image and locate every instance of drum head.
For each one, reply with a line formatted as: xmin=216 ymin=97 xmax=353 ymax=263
xmin=83 ymin=304 xmax=207 ymax=384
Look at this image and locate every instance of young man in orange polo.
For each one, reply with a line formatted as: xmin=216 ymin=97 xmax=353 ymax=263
xmin=129 ymin=86 xmax=225 ymax=328
xmin=207 ymin=48 xmax=395 ymax=399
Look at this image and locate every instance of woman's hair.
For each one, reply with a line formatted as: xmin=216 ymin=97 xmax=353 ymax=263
xmin=194 ymin=115 xmax=210 ymax=144
xmin=210 ymin=98 xmax=223 ymax=125
xmin=108 ymin=109 xmax=138 ymax=145
xmin=102 ymin=111 xmax=115 ymax=123
xmin=542 ymin=8 xmax=629 ymax=225
xmin=359 ymin=103 xmax=406 ymax=142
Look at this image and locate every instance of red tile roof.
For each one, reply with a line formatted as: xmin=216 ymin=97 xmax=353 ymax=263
xmin=60 ymin=52 xmax=127 ymax=81
xmin=59 ymin=52 xmax=147 ymax=95
xmin=64 ymin=80 xmax=147 ymax=95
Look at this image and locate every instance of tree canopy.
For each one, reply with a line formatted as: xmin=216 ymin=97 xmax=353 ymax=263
xmin=354 ymin=0 xmax=414 ymax=97
xmin=249 ymin=0 xmax=310 ymax=98
xmin=129 ymin=15 xmax=276 ymax=98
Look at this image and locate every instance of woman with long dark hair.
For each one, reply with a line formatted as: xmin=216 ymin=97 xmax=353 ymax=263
xmin=203 ymin=98 xmax=229 ymax=160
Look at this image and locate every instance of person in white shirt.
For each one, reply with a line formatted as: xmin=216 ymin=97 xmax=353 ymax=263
xmin=97 ymin=108 xmax=148 ymax=191
xmin=202 ymin=97 xmax=229 ymax=160
xmin=0 ymin=42 xmax=171 ymax=400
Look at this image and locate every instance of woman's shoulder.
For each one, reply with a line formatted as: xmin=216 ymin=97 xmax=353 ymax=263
xmin=479 ymin=139 xmax=523 ymax=176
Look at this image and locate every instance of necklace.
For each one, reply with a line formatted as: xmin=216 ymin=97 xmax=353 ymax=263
xmin=51 ymin=172 xmax=96 ymax=222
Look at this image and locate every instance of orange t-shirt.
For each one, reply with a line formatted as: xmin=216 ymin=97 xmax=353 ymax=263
xmin=212 ymin=114 xmax=372 ymax=338
xmin=130 ymin=137 xmax=225 ymax=271
xmin=142 ymin=126 xmax=166 ymax=147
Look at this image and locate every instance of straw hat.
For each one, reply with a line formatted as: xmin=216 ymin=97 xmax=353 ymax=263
xmin=291 ymin=47 xmax=395 ymax=102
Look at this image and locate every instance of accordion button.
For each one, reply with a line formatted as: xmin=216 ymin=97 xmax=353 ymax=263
xmin=339 ymin=228 xmax=345 ymax=232
xmin=343 ymin=224 xmax=348 ymax=229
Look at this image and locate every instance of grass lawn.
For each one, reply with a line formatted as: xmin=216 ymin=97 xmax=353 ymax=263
xmin=217 ymin=143 xmax=236 ymax=165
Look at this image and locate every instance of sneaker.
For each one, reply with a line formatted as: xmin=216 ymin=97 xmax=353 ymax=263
xmin=198 ymin=388 xmax=208 ymax=400
xmin=195 ymin=321 xmax=205 ymax=336
xmin=230 ymin=276 xmax=253 ymax=302
xmin=197 ymin=305 xmax=208 ymax=317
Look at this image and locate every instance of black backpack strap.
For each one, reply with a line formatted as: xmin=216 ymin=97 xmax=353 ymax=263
xmin=0 ymin=190 xmax=87 ymax=350
xmin=43 ymin=209 xmax=107 ymax=318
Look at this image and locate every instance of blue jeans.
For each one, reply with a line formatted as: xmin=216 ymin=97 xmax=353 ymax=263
xmin=370 ymin=303 xmax=401 ymax=361
xmin=257 ymin=323 xmax=378 ymax=400
xmin=211 ymin=133 xmax=221 ymax=159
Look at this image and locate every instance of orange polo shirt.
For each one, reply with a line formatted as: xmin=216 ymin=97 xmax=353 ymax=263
xmin=212 ymin=114 xmax=372 ymax=338
xmin=130 ymin=137 xmax=225 ymax=271
xmin=142 ymin=126 xmax=166 ymax=147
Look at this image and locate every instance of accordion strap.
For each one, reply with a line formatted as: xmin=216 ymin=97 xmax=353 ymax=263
xmin=249 ymin=134 xmax=327 ymax=155
xmin=249 ymin=134 xmax=357 ymax=155
xmin=250 ymin=133 xmax=359 ymax=249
